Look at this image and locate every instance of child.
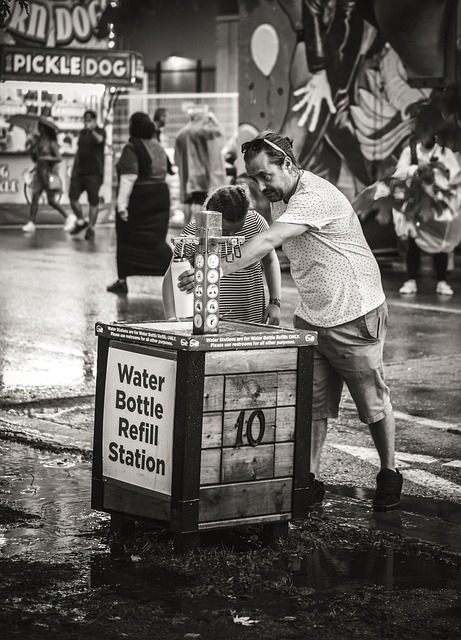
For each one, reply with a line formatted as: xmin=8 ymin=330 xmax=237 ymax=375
xmin=162 ymin=184 xmax=282 ymax=324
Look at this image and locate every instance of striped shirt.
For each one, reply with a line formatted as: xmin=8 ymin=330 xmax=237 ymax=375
xmin=177 ymin=210 xmax=269 ymax=323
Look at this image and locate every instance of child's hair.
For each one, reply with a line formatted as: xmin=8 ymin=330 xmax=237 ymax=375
xmin=204 ymin=184 xmax=250 ymax=223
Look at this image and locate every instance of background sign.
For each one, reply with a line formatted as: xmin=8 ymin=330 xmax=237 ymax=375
xmin=102 ymin=343 xmax=177 ymax=496
xmin=0 ymin=46 xmax=143 ymax=85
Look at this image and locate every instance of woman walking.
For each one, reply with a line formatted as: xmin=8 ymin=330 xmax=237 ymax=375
xmin=22 ymin=116 xmax=71 ymax=233
xmin=107 ymin=112 xmax=172 ymax=294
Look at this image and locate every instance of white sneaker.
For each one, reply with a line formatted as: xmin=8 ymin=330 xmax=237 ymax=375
xmin=22 ymin=221 xmax=36 ymax=233
xmin=63 ymin=213 xmax=77 ymax=231
xmin=399 ymin=279 xmax=417 ymax=294
xmin=436 ymin=281 xmax=453 ymax=295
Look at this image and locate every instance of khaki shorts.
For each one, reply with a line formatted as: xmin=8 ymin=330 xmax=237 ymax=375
xmin=294 ymin=302 xmax=392 ymax=424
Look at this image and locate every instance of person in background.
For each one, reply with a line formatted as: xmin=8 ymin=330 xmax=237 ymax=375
xmin=163 ymin=183 xmax=282 ymax=324
xmin=153 ymin=107 xmax=167 ymax=142
xmin=22 ymin=116 xmax=72 ymax=233
xmin=393 ymin=132 xmax=461 ymax=296
xmin=177 ymin=130 xmax=403 ymax=513
xmin=68 ymin=110 xmax=106 ymax=241
xmin=107 ymin=112 xmax=173 ymax=295
xmin=174 ymin=106 xmax=227 ymax=225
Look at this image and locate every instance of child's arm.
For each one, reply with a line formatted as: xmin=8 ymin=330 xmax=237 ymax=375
xmin=261 ymin=248 xmax=282 ymax=325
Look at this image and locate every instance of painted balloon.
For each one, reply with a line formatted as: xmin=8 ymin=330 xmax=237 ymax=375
xmin=250 ymin=24 xmax=279 ymax=78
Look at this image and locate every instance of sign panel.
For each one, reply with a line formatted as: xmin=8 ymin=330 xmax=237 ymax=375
xmin=102 ymin=342 xmax=177 ymax=496
xmin=0 ymin=46 xmax=143 ymax=85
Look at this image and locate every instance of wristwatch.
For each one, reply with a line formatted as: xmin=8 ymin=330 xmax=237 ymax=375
xmin=269 ymin=298 xmax=281 ymax=307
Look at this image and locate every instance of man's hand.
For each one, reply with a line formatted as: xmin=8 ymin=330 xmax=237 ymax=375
xmin=118 ymin=209 xmax=128 ymax=222
xmin=292 ymin=69 xmax=336 ymax=132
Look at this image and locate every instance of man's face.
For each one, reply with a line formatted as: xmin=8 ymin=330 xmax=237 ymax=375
xmin=245 ymin=152 xmax=292 ymax=202
xmin=84 ymin=114 xmax=96 ymax=129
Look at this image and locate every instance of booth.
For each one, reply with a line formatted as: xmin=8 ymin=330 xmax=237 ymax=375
xmin=0 ymin=0 xmax=144 ymax=223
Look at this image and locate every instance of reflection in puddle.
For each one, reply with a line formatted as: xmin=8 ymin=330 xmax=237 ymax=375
xmin=284 ymin=547 xmax=461 ymax=591
xmin=0 ymin=440 xmax=107 ymax=558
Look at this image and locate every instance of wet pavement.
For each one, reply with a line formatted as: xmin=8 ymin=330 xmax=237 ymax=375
xmin=1 ymin=224 xmax=461 ymax=639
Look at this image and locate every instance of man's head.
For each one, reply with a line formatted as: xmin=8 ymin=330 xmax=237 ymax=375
xmin=83 ymin=110 xmax=97 ymax=128
xmin=241 ymin=131 xmax=301 ymax=203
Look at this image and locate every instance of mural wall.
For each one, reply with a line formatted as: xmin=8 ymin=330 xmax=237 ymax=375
xmin=237 ymin=0 xmax=454 ymax=197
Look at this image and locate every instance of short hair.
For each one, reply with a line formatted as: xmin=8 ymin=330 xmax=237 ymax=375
xmin=153 ymin=107 xmax=167 ymax=122
xmin=241 ymin=130 xmax=301 ymax=169
xmin=83 ymin=110 xmax=97 ymax=120
xmin=204 ymin=184 xmax=251 ymax=223
xmin=129 ymin=111 xmax=156 ymax=139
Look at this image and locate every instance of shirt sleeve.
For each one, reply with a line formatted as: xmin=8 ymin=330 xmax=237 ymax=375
xmin=116 ymin=143 xmax=139 ymax=176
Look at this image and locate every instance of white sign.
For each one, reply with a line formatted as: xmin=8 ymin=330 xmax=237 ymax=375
xmin=102 ymin=344 xmax=177 ymax=496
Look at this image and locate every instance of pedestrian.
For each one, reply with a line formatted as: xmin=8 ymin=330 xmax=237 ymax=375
xmin=392 ymin=133 xmax=461 ymax=296
xmin=162 ymin=183 xmax=282 ymax=324
xmin=177 ymin=130 xmax=403 ymax=512
xmin=107 ymin=112 xmax=173 ymax=295
xmin=174 ymin=106 xmax=227 ymax=225
xmin=68 ymin=110 xmax=106 ymax=241
xmin=22 ymin=116 xmax=72 ymax=233
xmin=153 ymin=107 xmax=167 ymax=142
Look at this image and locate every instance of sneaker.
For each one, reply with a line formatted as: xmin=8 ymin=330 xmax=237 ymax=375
xmin=22 ymin=221 xmax=36 ymax=233
xmin=69 ymin=219 xmax=89 ymax=235
xmin=307 ymin=472 xmax=325 ymax=510
xmin=372 ymin=468 xmax=403 ymax=511
xmin=107 ymin=279 xmax=128 ymax=294
xmin=63 ymin=213 xmax=77 ymax=231
xmin=399 ymin=279 xmax=417 ymax=294
xmin=436 ymin=281 xmax=453 ymax=296
xmin=84 ymin=226 xmax=95 ymax=241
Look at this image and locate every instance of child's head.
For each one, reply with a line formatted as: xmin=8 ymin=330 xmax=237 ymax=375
xmin=204 ymin=184 xmax=250 ymax=235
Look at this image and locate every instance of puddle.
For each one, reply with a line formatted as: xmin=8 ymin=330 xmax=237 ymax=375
xmin=284 ymin=547 xmax=461 ymax=591
xmin=0 ymin=440 xmax=107 ymax=558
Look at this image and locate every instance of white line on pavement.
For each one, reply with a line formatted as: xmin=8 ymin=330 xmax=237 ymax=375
xmin=388 ymin=299 xmax=461 ymax=315
xmin=342 ymin=402 xmax=461 ymax=432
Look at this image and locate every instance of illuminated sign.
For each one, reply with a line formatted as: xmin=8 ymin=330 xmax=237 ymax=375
xmin=5 ymin=0 xmax=110 ymax=50
xmin=0 ymin=46 xmax=144 ymax=86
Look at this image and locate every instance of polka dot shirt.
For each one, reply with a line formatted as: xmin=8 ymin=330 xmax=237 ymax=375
xmin=272 ymin=171 xmax=385 ymax=327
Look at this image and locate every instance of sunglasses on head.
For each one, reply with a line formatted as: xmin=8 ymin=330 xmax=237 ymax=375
xmin=241 ymin=137 xmax=289 ymax=158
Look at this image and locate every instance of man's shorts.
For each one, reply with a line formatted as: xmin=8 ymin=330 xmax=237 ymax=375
xmin=69 ymin=174 xmax=103 ymax=206
xmin=294 ymin=302 xmax=392 ymax=424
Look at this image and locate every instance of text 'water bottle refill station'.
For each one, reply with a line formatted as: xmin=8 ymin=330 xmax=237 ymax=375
xmin=91 ymin=211 xmax=318 ymax=549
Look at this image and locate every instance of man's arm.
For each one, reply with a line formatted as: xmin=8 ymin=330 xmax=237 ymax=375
xmin=177 ymin=221 xmax=307 ymax=292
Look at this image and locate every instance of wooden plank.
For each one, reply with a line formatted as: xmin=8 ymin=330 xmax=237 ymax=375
xmin=202 ymin=412 xmax=222 ymax=449
xmin=199 ymin=478 xmax=292 ymax=522
xmin=274 ymin=442 xmax=294 ymax=477
xmin=277 ymin=371 xmax=297 ymax=405
xmin=223 ymin=407 xmax=275 ymax=447
xmin=292 ymin=347 xmax=314 ymax=518
xmin=171 ymin=350 xmax=205 ymax=533
xmin=200 ymin=448 xmax=221 ymax=485
xmin=198 ymin=512 xmax=290 ymax=530
xmin=221 ymin=444 xmax=274 ymax=482
xmin=224 ymin=372 xmax=277 ymax=410
xmin=205 ymin=348 xmax=298 ymax=375
xmin=275 ymin=406 xmax=296 ymax=442
xmin=203 ymin=375 xmax=224 ymax=411
xmin=103 ymin=481 xmax=171 ymax=522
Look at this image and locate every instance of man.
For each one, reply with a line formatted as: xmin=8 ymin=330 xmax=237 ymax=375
xmin=178 ymin=130 xmax=403 ymax=512
xmin=69 ymin=110 xmax=106 ymax=240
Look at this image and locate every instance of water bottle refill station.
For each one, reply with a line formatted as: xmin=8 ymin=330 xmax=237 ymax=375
xmin=92 ymin=212 xmax=317 ymax=549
